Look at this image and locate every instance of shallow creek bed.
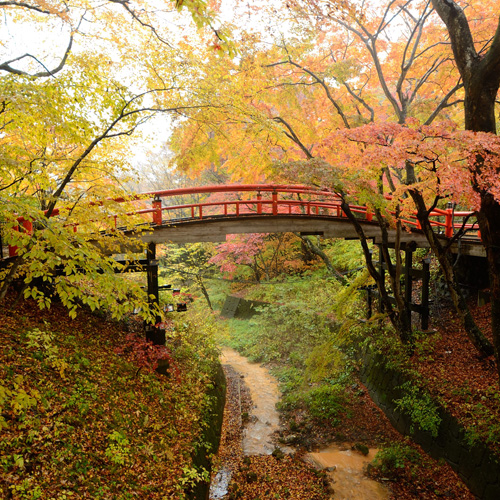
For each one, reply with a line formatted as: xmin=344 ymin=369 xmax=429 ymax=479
xmin=210 ymin=348 xmax=390 ymax=500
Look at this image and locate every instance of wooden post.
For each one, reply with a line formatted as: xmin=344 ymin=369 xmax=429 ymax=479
xmin=146 ymin=242 xmax=164 ymax=345
xmin=404 ymin=248 xmax=413 ymax=328
xmin=378 ymin=245 xmax=385 ymax=313
xmin=445 ymin=208 xmax=454 ymax=238
xmin=445 ymin=202 xmax=455 ymax=238
xmin=367 ymin=286 xmax=373 ymax=319
xmin=272 ymin=190 xmax=278 ymax=215
xmin=421 ymin=258 xmax=430 ymax=330
xmin=152 ymin=197 xmax=162 ymax=225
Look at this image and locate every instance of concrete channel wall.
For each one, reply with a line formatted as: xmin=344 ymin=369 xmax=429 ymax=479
xmin=188 ymin=363 xmax=226 ymax=500
xmin=220 ymin=295 xmax=268 ymax=319
xmin=359 ymin=348 xmax=500 ymax=500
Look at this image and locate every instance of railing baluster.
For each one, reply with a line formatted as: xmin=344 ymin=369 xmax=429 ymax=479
xmin=152 ymin=197 xmax=162 ymax=225
xmin=445 ymin=207 xmax=453 ymax=238
xmin=272 ymin=191 xmax=278 ymax=215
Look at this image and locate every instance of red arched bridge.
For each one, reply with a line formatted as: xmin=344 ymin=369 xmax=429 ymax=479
xmin=4 ymin=183 xmax=483 ymax=258
xmin=2 ymin=183 xmax=485 ymax=342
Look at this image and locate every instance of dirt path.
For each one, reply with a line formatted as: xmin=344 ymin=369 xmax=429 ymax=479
xmin=220 ymin=347 xmax=281 ymax=455
xmin=214 ymin=347 xmax=390 ymax=500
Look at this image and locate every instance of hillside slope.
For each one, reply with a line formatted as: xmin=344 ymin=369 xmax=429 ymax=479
xmin=0 ymin=293 xmax=221 ymax=500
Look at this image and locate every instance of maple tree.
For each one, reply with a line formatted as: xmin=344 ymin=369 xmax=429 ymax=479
xmin=0 ymin=0 xmax=235 ymax=320
xmin=0 ymin=0 xmax=232 ymax=78
xmin=167 ymin=0 xmax=500 ymax=362
xmin=428 ymin=0 xmax=500 ymax=380
xmin=209 ymin=231 xmax=339 ymax=284
xmin=283 ymin=0 xmax=500 ymax=364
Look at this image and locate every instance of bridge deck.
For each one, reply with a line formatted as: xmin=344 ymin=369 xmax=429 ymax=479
xmin=128 ymin=214 xmax=484 ymax=257
xmin=3 ymin=184 xmax=486 ymax=259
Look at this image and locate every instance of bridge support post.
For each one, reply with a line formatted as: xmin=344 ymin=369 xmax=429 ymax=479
xmin=145 ymin=242 xmax=165 ymax=345
xmin=377 ymin=245 xmax=385 ymax=313
xmin=374 ymin=244 xmax=430 ymax=332
xmin=421 ymin=257 xmax=430 ymax=330
xmin=404 ymin=247 xmax=413 ymax=327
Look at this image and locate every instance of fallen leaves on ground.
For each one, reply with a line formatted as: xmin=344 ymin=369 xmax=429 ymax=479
xmin=217 ymin=332 xmax=479 ymax=499
xmin=0 ymin=292 xmax=217 ymax=499
xmin=227 ymin=454 xmax=329 ymax=500
xmin=412 ymin=301 xmax=500 ymax=457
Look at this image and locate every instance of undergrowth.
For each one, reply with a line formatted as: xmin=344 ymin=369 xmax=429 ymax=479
xmin=0 ymin=295 xmax=221 ymax=500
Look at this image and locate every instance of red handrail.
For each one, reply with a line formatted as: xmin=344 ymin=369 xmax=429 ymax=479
xmin=4 ymin=184 xmax=480 ymax=258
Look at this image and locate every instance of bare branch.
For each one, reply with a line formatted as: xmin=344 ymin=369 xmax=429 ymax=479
xmin=0 ymin=32 xmax=73 ymax=77
xmin=397 ymin=1 xmax=433 ymax=99
xmin=44 ymin=97 xmax=216 ymax=216
xmin=273 ymin=116 xmax=313 ymax=159
xmin=286 ymin=58 xmax=351 ymax=129
xmin=343 ymin=79 xmax=374 ymax=122
xmin=424 ymin=81 xmax=464 ymax=125
xmin=333 ymin=15 xmax=404 ymax=122
xmin=0 ymin=0 xmax=62 ymax=15
xmin=376 ymin=0 xmax=414 ymax=39
xmin=108 ymin=0 xmax=173 ymax=47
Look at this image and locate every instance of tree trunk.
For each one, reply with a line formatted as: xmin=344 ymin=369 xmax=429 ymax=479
xmin=477 ymin=194 xmax=500 ymax=365
xmin=340 ymin=199 xmax=413 ymax=345
xmin=297 ymin=234 xmax=348 ymax=285
xmin=410 ymin=190 xmax=494 ymax=357
xmin=465 ymin=76 xmax=498 ymax=133
xmin=431 ymin=0 xmax=500 ymax=380
xmin=0 ymin=257 xmax=23 ymax=301
xmin=196 ymin=275 xmax=213 ymax=310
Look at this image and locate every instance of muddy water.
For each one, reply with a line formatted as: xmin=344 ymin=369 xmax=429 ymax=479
xmin=219 ymin=347 xmax=390 ymax=500
xmin=306 ymin=446 xmax=390 ymax=500
xmin=220 ymin=347 xmax=281 ymax=455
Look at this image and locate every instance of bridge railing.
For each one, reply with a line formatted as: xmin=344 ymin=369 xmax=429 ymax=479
xmin=3 ymin=185 xmax=480 ymax=258
xmin=142 ymin=188 xmax=480 ymax=240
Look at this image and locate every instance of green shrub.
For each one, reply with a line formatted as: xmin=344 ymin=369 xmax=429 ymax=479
xmin=371 ymin=442 xmax=421 ymax=477
xmin=305 ymin=383 xmax=349 ymax=422
xmin=394 ymin=382 xmax=442 ymax=437
xmin=273 ymin=366 xmax=304 ymax=395
xmin=305 ymin=341 xmax=345 ymax=383
xmin=105 ymin=430 xmax=131 ymax=465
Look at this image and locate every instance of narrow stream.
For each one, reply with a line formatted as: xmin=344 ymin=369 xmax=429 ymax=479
xmin=213 ymin=347 xmax=390 ymax=500
xmin=220 ymin=347 xmax=281 ymax=455
xmin=306 ymin=446 xmax=390 ymax=500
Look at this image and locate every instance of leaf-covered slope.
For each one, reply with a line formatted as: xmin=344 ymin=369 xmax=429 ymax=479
xmin=0 ymin=294 xmax=220 ymax=499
